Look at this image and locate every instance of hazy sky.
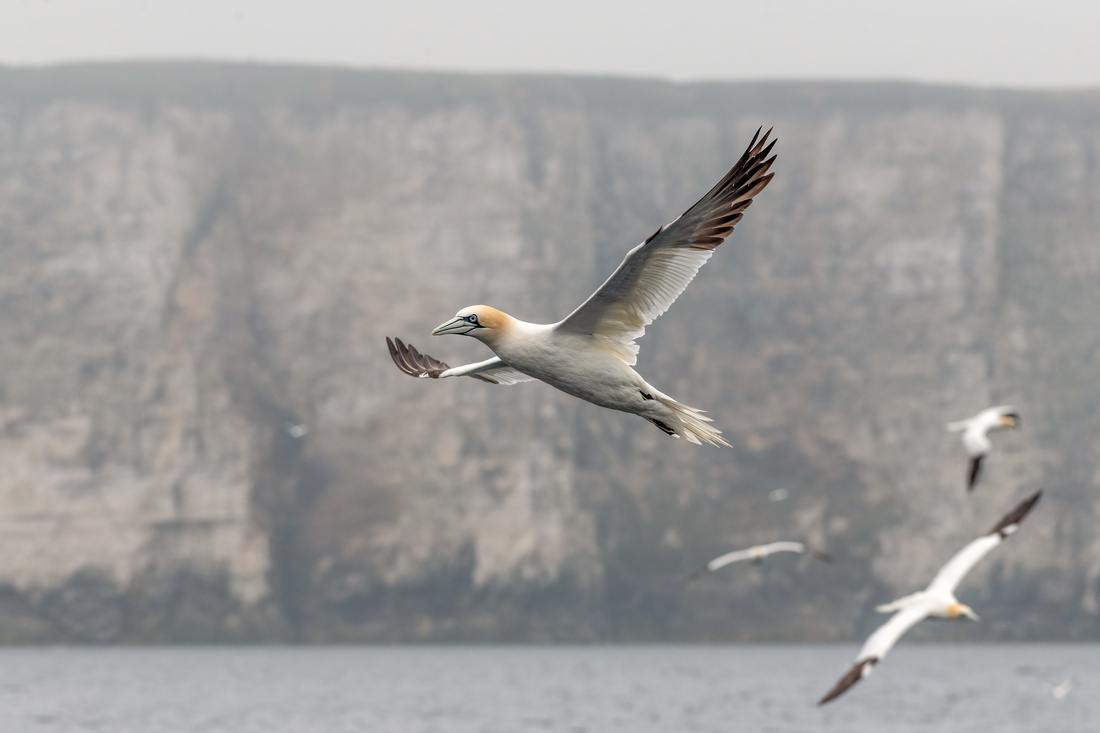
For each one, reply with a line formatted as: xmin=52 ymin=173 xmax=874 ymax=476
xmin=4 ymin=0 xmax=1099 ymax=88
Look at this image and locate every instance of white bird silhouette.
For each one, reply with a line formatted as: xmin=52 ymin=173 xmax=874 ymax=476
xmin=284 ymin=422 xmax=309 ymax=439
xmin=1051 ymin=677 xmax=1073 ymax=699
xmin=682 ymin=540 xmax=831 ymax=584
xmin=818 ymin=490 xmax=1041 ymax=705
xmin=387 ymin=128 xmax=776 ymax=445
xmin=946 ymin=405 xmax=1021 ymax=491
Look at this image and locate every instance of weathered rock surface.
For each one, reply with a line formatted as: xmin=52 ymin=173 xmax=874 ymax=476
xmin=0 ymin=63 xmax=1096 ymax=641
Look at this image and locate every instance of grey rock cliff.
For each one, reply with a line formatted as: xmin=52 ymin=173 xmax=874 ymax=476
xmin=0 ymin=64 xmax=1095 ymax=641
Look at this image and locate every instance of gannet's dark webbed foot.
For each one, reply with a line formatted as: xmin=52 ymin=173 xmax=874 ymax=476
xmin=647 ymin=418 xmax=676 ymax=436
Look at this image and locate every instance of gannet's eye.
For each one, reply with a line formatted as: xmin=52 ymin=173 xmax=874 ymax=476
xmin=466 ymin=314 xmax=479 ymax=324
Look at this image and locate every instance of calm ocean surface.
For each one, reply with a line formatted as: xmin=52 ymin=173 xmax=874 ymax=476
xmin=0 ymin=644 xmax=1092 ymax=732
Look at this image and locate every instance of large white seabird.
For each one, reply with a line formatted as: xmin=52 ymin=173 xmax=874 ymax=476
xmin=387 ymin=128 xmax=777 ymax=446
xmin=947 ymin=405 xmax=1021 ymax=492
xmin=817 ymin=490 xmax=1042 ymax=705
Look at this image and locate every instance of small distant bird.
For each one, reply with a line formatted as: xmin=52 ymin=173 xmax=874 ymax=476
xmin=284 ymin=422 xmax=309 ymax=439
xmin=387 ymin=128 xmax=777 ymax=446
xmin=1051 ymin=677 xmax=1073 ymax=700
xmin=946 ymin=405 xmax=1021 ymax=491
xmin=817 ymin=490 xmax=1042 ymax=705
xmin=682 ymin=541 xmax=832 ymax=584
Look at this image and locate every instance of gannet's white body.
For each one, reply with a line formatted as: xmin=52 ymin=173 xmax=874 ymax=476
xmin=388 ymin=128 xmax=777 ymax=445
xmin=682 ymin=540 xmax=831 ymax=584
xmin=946 ymin=405 xmax=1020 ymax=491
xmin=818 ymin=490 xmax=1041 ymax=705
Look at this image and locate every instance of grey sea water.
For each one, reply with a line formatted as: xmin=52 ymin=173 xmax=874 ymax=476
xmin=0 ymin=644 xmax=1092 ymax=732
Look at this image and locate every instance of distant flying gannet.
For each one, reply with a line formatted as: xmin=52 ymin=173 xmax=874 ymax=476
xmin=682 ymin=541 xmax=832 ymax=584
xmin=817 ymin=490 xmax=1042 ymax=705
xmin=386 ymin=128 xmax=777 ymax=446
xmin=946 ymin=406 xmax=1021 ymax=492
xmin=1051 ymin=677 xmax=1074 ymax=700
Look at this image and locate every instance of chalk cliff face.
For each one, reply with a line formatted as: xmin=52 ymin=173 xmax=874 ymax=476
xmin=0 ymin=64 xmax=1096 ymax=641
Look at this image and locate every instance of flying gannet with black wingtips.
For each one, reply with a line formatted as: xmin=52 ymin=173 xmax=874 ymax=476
xmin=817 ymin=490 xmax=1042 ymax=705
xmin=681 ymin=541 xmax=832 ymax=584
xmin=946 ymin=405 xmax=1021 ymax=492
xmin=386 ymin=128 xmax=777 ymax=446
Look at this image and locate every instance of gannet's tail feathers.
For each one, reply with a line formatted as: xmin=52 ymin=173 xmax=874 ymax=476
xmin=946 ymin=419 xmax=970 ymax=432
xmin=654 ymin=395 xmax=730 ymax=447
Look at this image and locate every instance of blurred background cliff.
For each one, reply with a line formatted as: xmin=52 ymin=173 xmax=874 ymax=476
xmin=0 ymin=63 xmax=1096 ymax=642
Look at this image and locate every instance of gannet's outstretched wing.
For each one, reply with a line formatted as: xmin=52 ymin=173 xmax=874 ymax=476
xmin=682 ymin=539 xmax=828 ymax=584
xmin=927 ymin=490 xmax=1042 ymax=595
xmin=758 ymin=541 xmax=807 ymax=556
xmin=818 ymin=604 xmax=929 ymax=705
xmin=555 ymin=128 xmax=777 ymax=365
xmin=386 ymin=337 xmax=534 ymax=385
xmin=680 ymin=547 xmax=756 ymax=584
xmin=756 ymin=540 xmax=832 ymax=562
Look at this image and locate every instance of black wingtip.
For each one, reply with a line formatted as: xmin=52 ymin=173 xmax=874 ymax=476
xmin=680 ymin=566 xmax=709 ymax=586
xmin=818 ymin=657 xmax=877 ymax=705
xmin=733 ymin=125 xmax=776 ymax=171
xmin=756 ymin=126 xmax=771 ymax=148
xmin=967 ymin=454 xmax=983 ymax=492
xmin=987 ymin=490 xmax=1042 ymax=538
xmin=387 ymin=336 xmax=450 ymax=379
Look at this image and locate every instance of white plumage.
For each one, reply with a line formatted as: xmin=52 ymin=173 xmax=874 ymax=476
xmin=682 ymin=540 xmax=831 ymax=584
xmin=388 ymin=128 xmax=777 ymax=445
xmin=946 ymin=405 xmax=1021 ymax=491
xmin=818 ymin=490 xmax=1042 ymax=705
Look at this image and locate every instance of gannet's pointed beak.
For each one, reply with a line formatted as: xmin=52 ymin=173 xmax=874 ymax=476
xmin=432 ymin=317 xmax=470 ymax=336
xmin=963 ymin=608 xmax=980 ymax=622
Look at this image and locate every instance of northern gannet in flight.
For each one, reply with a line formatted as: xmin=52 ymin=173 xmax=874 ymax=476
xmin=817 ymin=490 xmax=1042 ymax=705
xmin=387 ymin=128 xmax=777 ymax=446
xmin=946 ymin=406 xmax=1021 ymax=492
xmin=682 ymin=540 xmax=832 ymax=584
